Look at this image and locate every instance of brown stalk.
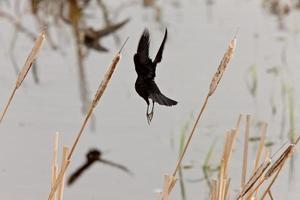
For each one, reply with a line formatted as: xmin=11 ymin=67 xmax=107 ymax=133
xmin=160 ymin=36 xmax=236 ymax=200
xmin=236 ymin=156 xmax=271 ymax=199
xmin=50 ymin=132 xmax=59 ymax=200
xmin=224 ymin=179 xmax=231 ymax=200
xmin=260 ymin=137 xmax=300 ymax=199
xmin=218 ymin=131 xmax=236 ymax=200
xmin=268 ymin=191 xmax=274 ymax=200
xmin=250 ymin=150 xmax=270 ymax=197
xmin=232 ymin=114 xmax=243 ymax=149
xmin=240 ymin=136 xmax=300 ymax=200
xmin=47 ymin=39 xmax=128 ymax=200
xmin=211 ymin=180 xmax=218 ymax=200
xmin=249 ymin=122 xmax=267 ymax=199
xmin=240 ymin=176 xmax=266 ymax=199
xmin=265 ymin=144 xmax=295 ymax=178
xmin=254 ymin=123 xmax=267 ymax=171
xmin=260 ymin=164 xmax=283 ymax=200
xmin=57 ymin=146 xmax=69 ymax=200
xmin=0 ymin=30 xmax=45 ymax=124
xmin=241 ymin=115 xmax=250 ymax=189
xmin=161 ymin=175 xmax=177 ymax=200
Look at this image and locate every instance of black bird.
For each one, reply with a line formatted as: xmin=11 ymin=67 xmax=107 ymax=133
xmin=67 ymin=149 xmax=132 ymax=186
xmin=134 ymin=28 xmax=177 ymax=124
xmin=83 ymin=18 xmax=129 ymax=52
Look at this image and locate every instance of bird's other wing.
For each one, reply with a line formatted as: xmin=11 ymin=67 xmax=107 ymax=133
xmin=100 ymin=159 xmax=133 ymax=176
xmin=153 ymin=28 xmax=167 ymax=64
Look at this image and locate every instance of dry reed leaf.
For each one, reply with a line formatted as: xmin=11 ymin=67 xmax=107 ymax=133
xmin=208 ymin=37 xmax=236 ymax=97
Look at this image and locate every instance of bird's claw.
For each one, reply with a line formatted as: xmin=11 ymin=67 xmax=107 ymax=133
xmin=146 ymin=112 xmax=154 ymax=124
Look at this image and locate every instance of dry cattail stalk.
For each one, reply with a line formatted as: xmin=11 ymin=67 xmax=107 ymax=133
xmin=232 ymin=114 xmax=243 ymax=146
xmin=50 ymin=132 xmax=59 ymax=200
xmin=238 ymin=136 xmax=300 ymax=200
xmin=241 ymin=115 xmax=250 ymax=189
xmin=268 ymin=190 xmax=274 ymax=200
xmin=248 ymin=122 xmax=267 ymax=199
xmin=260 ymin=164 xmax=283 ymax=200
xmin=47 ymin=38 xmax=128 ymax=200
xmin=254 ymin=123 xmax=267 ymax=171
xmin=210 ymin=180 xmax=218 ymax=200
xmin=161 ymin=175 xmax=177 ymax=200
xmin=224 ymin=179 xmax=231 ymax=200
xmin=160 ymin=36 xmax=237 ymax=200
xmin=0 ymin=30 xmax=45 ymax=124
xmin=217 ymin=130 xmax=237 ymax=200
xmin=207 ymin=115 xmax=298 ymax=200
xmin=57 ymin=146 xmax=69 ymax=200
xmin=236 ymin=158 xmax=271 ymax=199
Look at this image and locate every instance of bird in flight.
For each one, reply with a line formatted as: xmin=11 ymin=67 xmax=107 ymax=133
xmin=134 ymin=28 xmax=177 ymax=124
xmin=83 ymin=18 xmax=129 ymax=52
xmin=67 ymin=149 xmax=132 ymax=186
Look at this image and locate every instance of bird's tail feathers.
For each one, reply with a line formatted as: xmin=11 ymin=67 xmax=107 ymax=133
xmin=151 ymin=93 xmax=177 ymax=106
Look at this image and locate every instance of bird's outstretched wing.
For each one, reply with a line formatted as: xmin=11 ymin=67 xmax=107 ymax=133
xmin=136 ymin=28 xmax=152 ymax=65
xmin=153 ymin=28 xmax=167 ymax=64
xmin=134 ymin=28 xmax=155 ymax=78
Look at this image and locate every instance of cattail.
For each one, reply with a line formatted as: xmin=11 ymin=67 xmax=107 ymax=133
xmin=208 ymin=37 xmax=236 ymax=97
xmin=0 ymin=30 xmax=45 ymax=124
xmin=16 ymin=31 xmax=45 ymax=88
xmin=161 ymin=35 xmax=237 ymax=200
xmin=47 ymin=38 xmax=128 ymax=200
xmin=91 ymin=53 xmax=121 ymax=108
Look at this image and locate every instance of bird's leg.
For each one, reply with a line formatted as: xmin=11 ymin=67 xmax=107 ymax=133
xmin=146 ymin=104 xmax=151 ymax=125
xmin=149 ymin=100 xmax=154 ymax=121
xmin=146 ymin=100 xmax=155 ymax=124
